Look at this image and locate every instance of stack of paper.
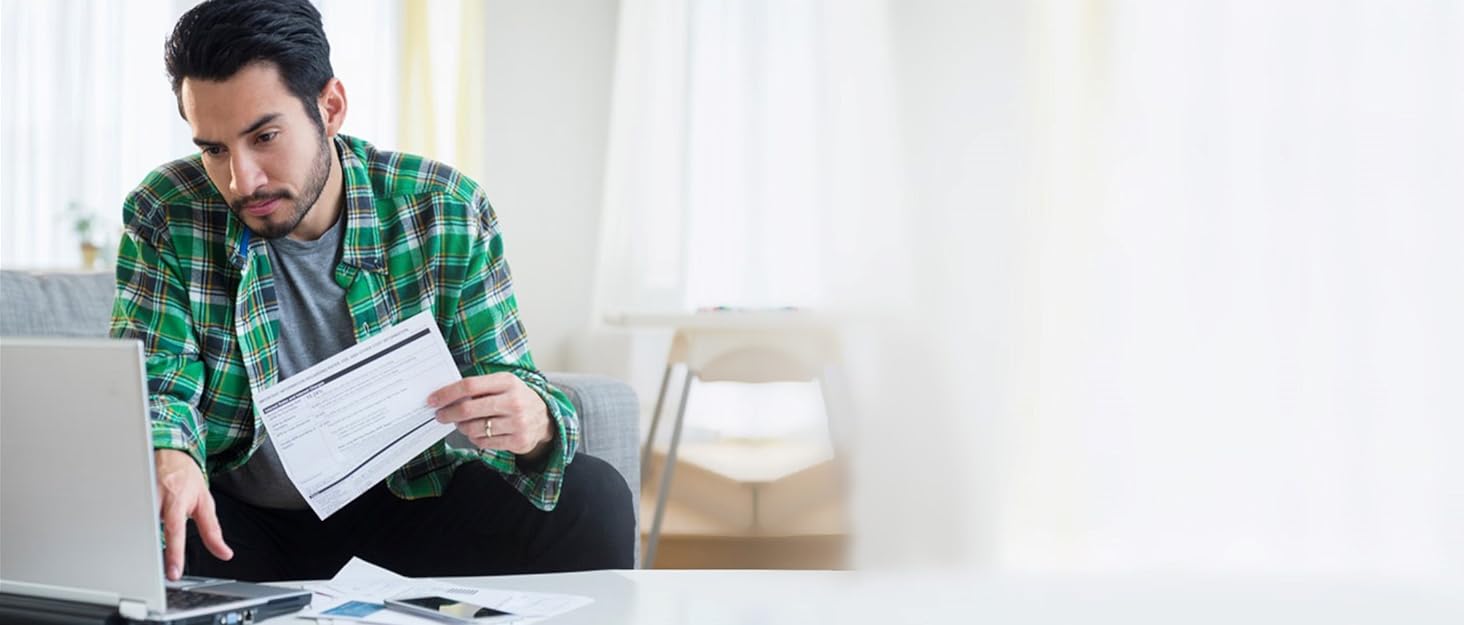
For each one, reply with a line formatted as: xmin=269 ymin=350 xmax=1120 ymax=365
xmin=293 ymin=558 xmax=593 ymax=625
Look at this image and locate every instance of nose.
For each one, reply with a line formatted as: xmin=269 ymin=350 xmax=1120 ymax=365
xmin=227 ymin=151 xmax=268 ymax=199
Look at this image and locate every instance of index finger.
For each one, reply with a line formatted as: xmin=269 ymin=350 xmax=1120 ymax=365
xmin=428 ymin=373 xmax=518 ymax=407
xmin=162 ymin=500 xmax=188 ymax=581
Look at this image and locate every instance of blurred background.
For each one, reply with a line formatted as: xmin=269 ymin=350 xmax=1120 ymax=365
xmin=3 ymin=0 xmax=1462 ymax=586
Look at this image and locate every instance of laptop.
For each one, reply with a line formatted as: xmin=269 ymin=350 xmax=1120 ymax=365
xmin=0 ymin=338 xmax=311 ymax=624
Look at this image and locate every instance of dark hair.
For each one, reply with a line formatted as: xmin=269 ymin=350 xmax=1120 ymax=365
xmin=164 ymin=0 xmax=334 ymax=129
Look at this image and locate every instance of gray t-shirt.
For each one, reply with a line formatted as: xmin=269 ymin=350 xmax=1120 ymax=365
xmin=212 ymin=214 xmax=355 ymax=510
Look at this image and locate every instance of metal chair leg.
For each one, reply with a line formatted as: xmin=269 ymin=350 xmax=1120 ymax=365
xmin=643 ymin=371 xmax=694 ymax=568
xmin=640 ymin=364 xmax=674 ymax=478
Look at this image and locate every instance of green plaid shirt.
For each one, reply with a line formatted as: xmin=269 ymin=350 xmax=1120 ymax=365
xmin=109 ymin=134 xmax=578 ymax=511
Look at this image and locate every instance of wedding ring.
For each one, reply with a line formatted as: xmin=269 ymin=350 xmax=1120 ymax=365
xmin=482 ymin=418 xmax=493 ymax=438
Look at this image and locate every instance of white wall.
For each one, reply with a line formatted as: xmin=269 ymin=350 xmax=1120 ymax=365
xmin=478 ymin=0 xmax=620 ymax=372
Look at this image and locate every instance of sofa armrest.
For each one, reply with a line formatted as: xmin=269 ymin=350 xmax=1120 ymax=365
xmin=544 ymin=372 xmax=640 ymax=496
xmin=547 ymin=372 xmax=642 ymax=567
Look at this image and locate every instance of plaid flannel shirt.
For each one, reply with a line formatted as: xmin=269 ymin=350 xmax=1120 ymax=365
xmin=109 ymin=134 xmax=578 ymax=510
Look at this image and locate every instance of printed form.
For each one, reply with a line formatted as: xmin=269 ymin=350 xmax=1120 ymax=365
xmin=298 ymin=557 xmax=593 ymax=622
xmin=255 ymin=311 xmax=462 ymax=519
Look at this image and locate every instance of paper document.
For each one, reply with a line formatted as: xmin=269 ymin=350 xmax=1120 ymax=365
xmin=255 ymin=311 xmax=461 ymax=518
xmin=298 ymin=558 xmax=593 ymax=623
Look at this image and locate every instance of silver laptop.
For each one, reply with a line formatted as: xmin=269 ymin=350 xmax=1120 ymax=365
xmin=0 ymin=338 xmax=310 ymax=624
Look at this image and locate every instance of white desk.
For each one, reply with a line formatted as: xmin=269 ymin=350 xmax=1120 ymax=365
xmin=262 ymin=569 xmax=1464 ymax=625
xmin=265 ymin=569 xmax=848 ymax=624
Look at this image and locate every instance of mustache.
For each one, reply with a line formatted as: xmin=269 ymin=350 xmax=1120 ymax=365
xmin=231 ymin=189 xmax=294 ymax=213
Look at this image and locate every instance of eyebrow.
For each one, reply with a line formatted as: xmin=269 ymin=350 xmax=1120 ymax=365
xmin=191 ymin=113 xmax=282 ymax=148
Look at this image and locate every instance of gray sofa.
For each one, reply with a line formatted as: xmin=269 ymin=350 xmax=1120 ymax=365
xmin=0 ymin=269 xmax=640 ymax=561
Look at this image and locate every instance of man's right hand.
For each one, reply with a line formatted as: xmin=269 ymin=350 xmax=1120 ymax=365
xmin=154 ymin=449 xmax=233 ymax=580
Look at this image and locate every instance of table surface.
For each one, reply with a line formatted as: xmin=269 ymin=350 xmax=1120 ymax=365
xmin=259 ymin=568 xmax=1464 ymax=625
xmin=264 ymin=569 xmax=847 ymax=624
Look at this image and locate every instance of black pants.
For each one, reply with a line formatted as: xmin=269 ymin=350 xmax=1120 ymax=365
xmin=184 ymin=454 xmax=635 ymax=581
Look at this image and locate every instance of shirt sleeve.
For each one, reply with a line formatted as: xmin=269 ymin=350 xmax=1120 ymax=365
xmin=109 ymin=197 xmax=210 ymax=473
xmin=447 ymin=188 xmax=581 ymax=511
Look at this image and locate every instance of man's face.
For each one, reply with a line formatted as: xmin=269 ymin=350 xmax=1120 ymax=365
xmin=180 ymin=62 xmax=331 ymax=239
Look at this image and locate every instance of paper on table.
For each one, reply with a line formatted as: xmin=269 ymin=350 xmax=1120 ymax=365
xmin=299 ymin=561 xmax=433 ymax=624
xmin=305 ymin=557 xmax=411 ymax=600
xmin=253 ymin=311 xmax=461 ymax=519
xmin=300 ymin=598 xmax=447 ymax=625
xmin=301 ymin=558 xmax=593 ymax=621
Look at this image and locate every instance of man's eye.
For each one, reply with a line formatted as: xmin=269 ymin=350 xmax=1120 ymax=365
xmin=258 ymin=131 xmax=278 ymax=144
xmin=203 ymin=146 xmax=225 ymax=157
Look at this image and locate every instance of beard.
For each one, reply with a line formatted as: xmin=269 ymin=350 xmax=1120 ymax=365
xmin=229 ymin=132 xmax=332 ymax=240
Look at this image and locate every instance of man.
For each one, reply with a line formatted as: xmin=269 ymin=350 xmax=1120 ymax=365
xmin=110 ymin=0 xmax=633 ymax=582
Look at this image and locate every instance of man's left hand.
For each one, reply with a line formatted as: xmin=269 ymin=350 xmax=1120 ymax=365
xmin=429 ymin=372 xmax=553 ymax=459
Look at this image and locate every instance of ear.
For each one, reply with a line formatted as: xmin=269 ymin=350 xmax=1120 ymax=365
xmin=317 ymin=78 xmax=348 ymax=137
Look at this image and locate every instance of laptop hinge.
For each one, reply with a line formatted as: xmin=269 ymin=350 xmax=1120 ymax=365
xmin=119 ymin=598 xmax=149 ymax=620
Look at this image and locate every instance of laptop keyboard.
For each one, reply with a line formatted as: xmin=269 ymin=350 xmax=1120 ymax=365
xmin=166 ymin=588 xmax=240 ymax=611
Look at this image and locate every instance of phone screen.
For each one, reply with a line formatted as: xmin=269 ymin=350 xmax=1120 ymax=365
xmin=397 ymin=596 xmax=512 ymax=620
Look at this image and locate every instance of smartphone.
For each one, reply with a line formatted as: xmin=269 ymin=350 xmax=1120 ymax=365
xmin=383 ymin=595 xmax=515 ymax=624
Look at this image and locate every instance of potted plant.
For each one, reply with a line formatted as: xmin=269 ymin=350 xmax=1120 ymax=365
xmin=65 ymin=201 xmax=103 ymax=269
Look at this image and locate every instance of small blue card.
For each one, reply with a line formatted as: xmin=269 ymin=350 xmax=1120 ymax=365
xmin=323 ymin=601 xmax=386 ymax=617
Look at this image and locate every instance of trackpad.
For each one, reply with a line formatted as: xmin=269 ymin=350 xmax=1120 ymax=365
xmin=195 ymin=581 xmax=300 ymax=598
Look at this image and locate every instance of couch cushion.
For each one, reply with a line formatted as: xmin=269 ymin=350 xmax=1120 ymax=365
xmin=0 ymin=270 xmax=114 ymax=337
xmin=546 ymin=372 xmax=641 ymax=492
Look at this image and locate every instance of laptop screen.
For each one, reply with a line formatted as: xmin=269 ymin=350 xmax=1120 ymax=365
xmin=0 ymin=339 xmax=170 ymax=613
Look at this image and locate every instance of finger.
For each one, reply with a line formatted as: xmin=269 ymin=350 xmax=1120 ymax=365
xmin=162 ymin=499 xmax=188 ymax=581
xmin=436 ymin=395 xmax=511 ymax=424
xmin=194 ymin=492 xmax=233 ymax=561
xmin=457 ymin=416 xmax=514 ymax=440
xmin=428 ymin=373 xmax=519 ymax=408
xmin=471 ymin=430 xmax=522 ymax=452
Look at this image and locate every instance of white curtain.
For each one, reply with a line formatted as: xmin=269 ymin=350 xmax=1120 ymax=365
xmin=0 ymin=0 xmax=400 ymax=271
xmin=1 ymin=0 xmax=192 ymax=269
xmin=872 ymin=0 xmax=1464 ymax=580
xmin=316 ymin=0 xmax=401 ymax=151
xmin=595 ymin=0 xmax=900 ymax=314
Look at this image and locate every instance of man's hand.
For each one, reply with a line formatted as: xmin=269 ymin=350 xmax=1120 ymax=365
xmin=154 ymin=449 xmax=232 ymax=580
xmin=429 ymin=373 xmax=553 ymax=460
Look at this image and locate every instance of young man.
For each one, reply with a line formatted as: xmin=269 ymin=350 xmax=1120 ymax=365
xmin=110 ymin=0 xmax=633 ymax=582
